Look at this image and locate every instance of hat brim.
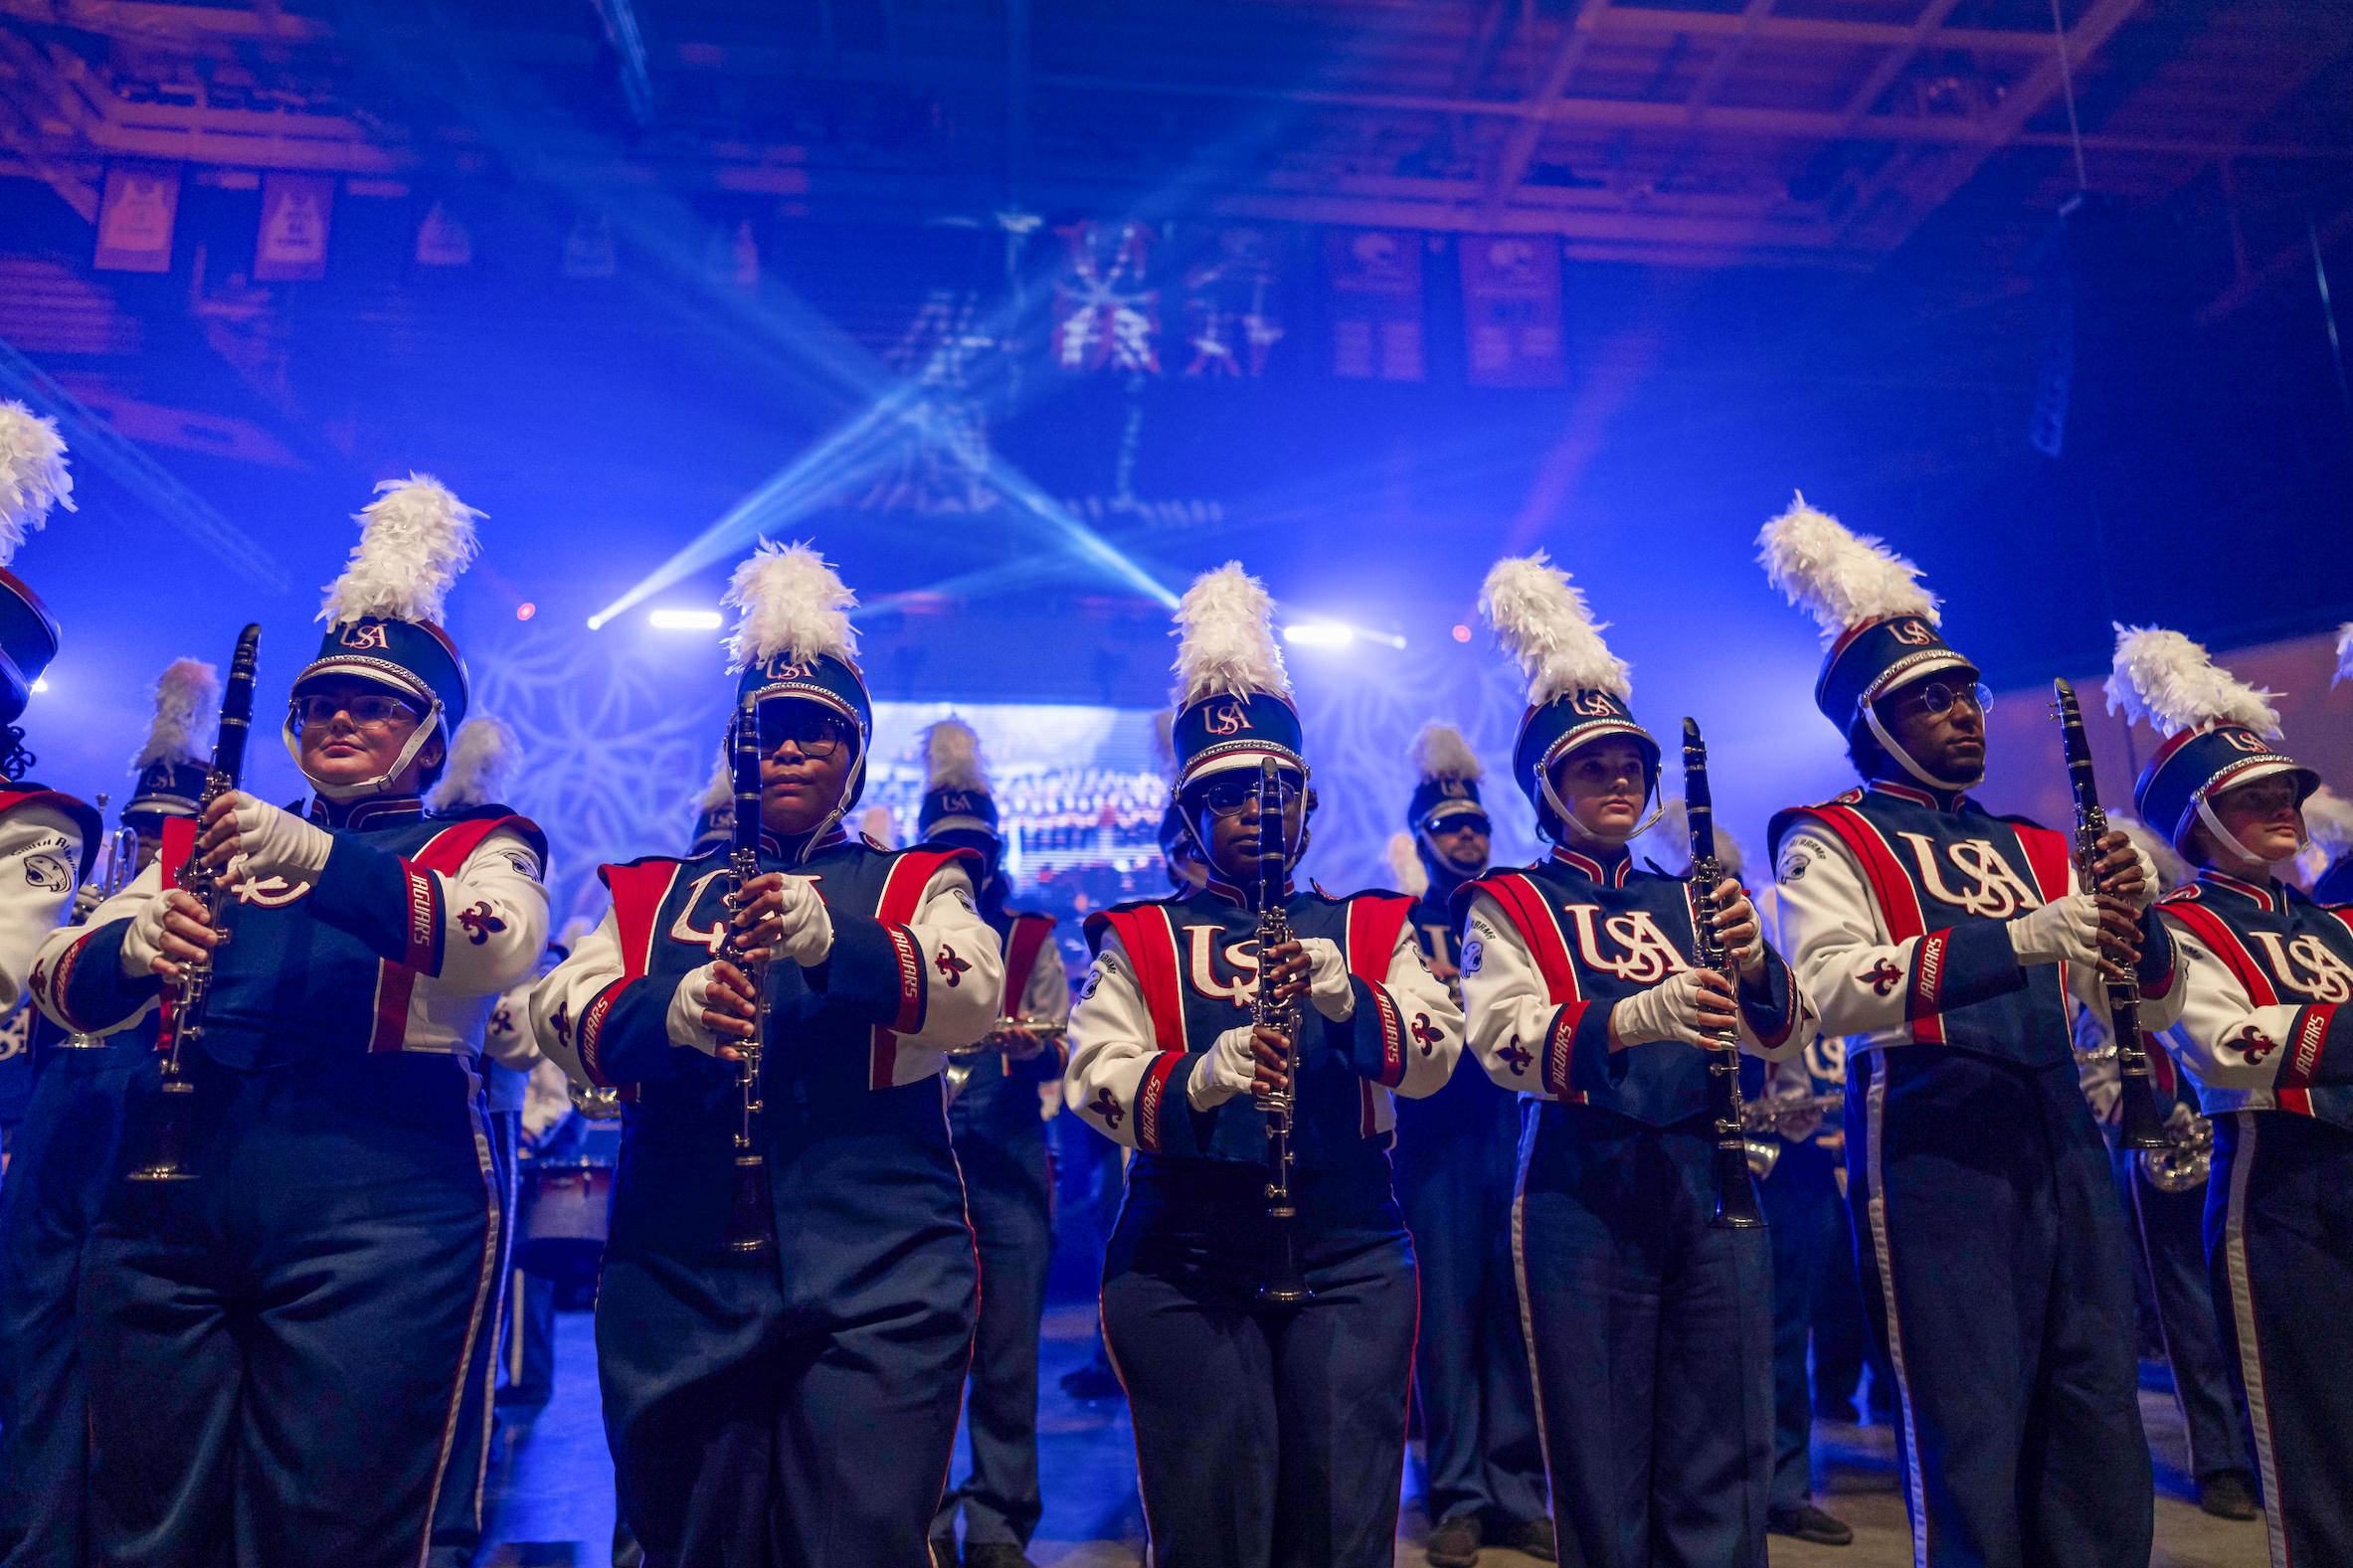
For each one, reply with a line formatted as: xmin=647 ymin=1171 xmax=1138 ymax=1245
xmin=1178 ymin=744 xmax=1308 ymax=789
xmin=1865 ymin=652 xmax=1979 ymax=707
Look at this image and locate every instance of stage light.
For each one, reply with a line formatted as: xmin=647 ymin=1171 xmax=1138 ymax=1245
xmin=29 ymin=678 xmax=47 ymax=693
xmin=648 ymin=608 xmax=723 ymax=631
xmin=1451 ymin=624 xmax=1472 ymax=642
xmin=1284 ymin=622 xmax=1356 ymax=650
xmin=515 ymin=602 xmax=536 ymax=621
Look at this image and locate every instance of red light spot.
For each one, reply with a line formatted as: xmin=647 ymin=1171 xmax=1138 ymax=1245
xmin=515 ymin=603 xmax=536 ymax=621
xmin=1450 ymin=623 xmax=1471 ymax=642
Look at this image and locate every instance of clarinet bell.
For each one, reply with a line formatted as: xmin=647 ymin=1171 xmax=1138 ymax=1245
xmin=722 ymin=1149 xmax=776 ymax=1257
xmin=2115 ymin=1073 xmax=2171 ymax=1152
xmin=122 ymin=1073 xmax=201 ymax=1184
xmin=1709 ymin=1137 xmax=1766 ymax=1229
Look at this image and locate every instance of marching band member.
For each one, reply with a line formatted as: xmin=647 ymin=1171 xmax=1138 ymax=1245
xmin=918 ymin=719 xmax=1068 ymax=1568
xmin=1459 ymin=554 xmax=1810 ymax=1568
xmin=1065 ymin=563 xmax=1461 ymax=1568
xmin=528 ymin=542 xmax=1000 ymax=1568
xmin=1758 ymin=498 xmax=2164 ymax=1567
xmin=34 ymin=476 xmax=548 ymax=1568
xmin=1389 ymin=724 xmax=1549 ymax=1567
xmin=2109 ymin=626 xmax=2353 ymax=1564
xmin=0 ymin=402 xmax=101 ymax=1568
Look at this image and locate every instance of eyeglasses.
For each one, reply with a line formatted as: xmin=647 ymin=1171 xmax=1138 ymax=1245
xmin=291 ymin=693 xmax=419 ymax=731
xmin=1426 ymin=813 xmax=1492 ymax=838
xmin=757 ymin=706 xmax=849 ymax=760
xmin=1899 ymin=680 xmax=1993 ymax=718
xmin=1196 ymin=773 xmax=1305 ymax=819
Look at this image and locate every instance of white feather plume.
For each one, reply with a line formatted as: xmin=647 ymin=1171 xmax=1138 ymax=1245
xmin=320 ymin=474 xmax=483 ymax=627
xmin=2336 ymin=622 xmax=2351 ymax=687
xmin=1478 ymin=552 xmax=1630 ymax=705
xmin=724 ymin=540 xmax=859 ymax=670
xmin=2104 ymin=624 xmax=2282 ymax=738
xmin=1172 ymin=562 xmax=1290 ymax=706
xmin=1409 ymin=722 xmax=1483 ymax=784
xmin=0 ymin=400 xmax=74 ymax=568
xmin=923 ymin=717 xmax=989 ymax=794
xmin=1385 ymin=831 xmax=1430 ymax=898
xmin=2301 ymin=786 xmax=2353 ymax=857
xmin=2111 ymin=812 xmax=2193 ymax=894
xmin=131 ymin=659 xmax=219 ymax=769
xmin=429 ymin=715 xmax=522 ymax=810
xmin=1756 ymin=493 xmax=1938 ymax=639
xmin=1640 ymin=796 xmax=1745 ymax=877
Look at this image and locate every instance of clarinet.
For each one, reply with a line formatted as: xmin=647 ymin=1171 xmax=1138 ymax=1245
xmin=125 ymin=623 xmax=260 ymax=1185
xmin=1682 ymin=718 xmax=1765 ymax=1229
xmin=1253 ymin=758 xmax=1311 ymax=1305
xmin=720 ymin=696 xmax=778 ymax=1256
xmin=2052 ymin=679 xmax=2168 ymax=1151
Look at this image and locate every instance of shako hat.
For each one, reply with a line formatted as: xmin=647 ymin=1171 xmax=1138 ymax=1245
xmin=916 ymin=717 xmax=998 ymax=840
xmin=0 ymin=400 xmax=74 ymax=728
xmin=723 ymin=540 xmax=871 ymax=827
xmin=124 ymin=658 xmax=218 ymax=832
xmin=1405 ymin=723 xmax=1487 ymax=834
xmin=2106 ymin=624 xmax=2318 ymax=856
xmin=1168 ymin=563 xmax=1305 ymax=791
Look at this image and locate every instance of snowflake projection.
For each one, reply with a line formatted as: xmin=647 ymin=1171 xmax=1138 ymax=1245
xmin=467 ymin=623 xmax=730 ymax=933
xmin=1288 ymin=648 xmax=1538 ymax=891
xmin=860 ymin=288 xmax=1000 ymax=516
xmin=1050 ymin=221 xmax=1160 ymax=375
xmin=1182 ymin=226 xmax=1285 ymax=379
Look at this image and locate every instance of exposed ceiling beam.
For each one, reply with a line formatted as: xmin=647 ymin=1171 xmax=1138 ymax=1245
xmin=1681 ymin=0 xmax=1776 ymax=118
xmin=1478 ymin=0 xmax=1606 ymax=226
xmin=585 ymin=0 xmax=654 ymax=127
xmin=2198 ymin=201 xmax=2353 ymax=325
xmin=1833 ymin=0 xmax=1969 ymax=126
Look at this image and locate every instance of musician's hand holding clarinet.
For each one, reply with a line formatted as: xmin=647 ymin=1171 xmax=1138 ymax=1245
xmin=672 ymin=871 xmax=829 ymax=1061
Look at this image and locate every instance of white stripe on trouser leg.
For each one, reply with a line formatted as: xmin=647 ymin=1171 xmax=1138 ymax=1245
xmin=2223 ymin=1113 xmax=2288 ymax=1568
xmin=1508 ymin=1102 xmax=1554 ymax=1504
xmin=416 ymin=1091 xmax=505 ymax=1568
xmin=1864 ymin=1062 xmax=1929 ymax=1568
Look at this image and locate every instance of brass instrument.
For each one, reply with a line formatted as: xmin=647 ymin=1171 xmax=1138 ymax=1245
xmin=126 ymin=624 xmax=261 ymax=1184
xmin=1739 ymin=1091 xmax=1845 ymax=1178
xmin=2138 ymin=1111 xmax=2214 ymax=1194
xmin=720 ymin=697 xmax=776 ymax=1257
xmin=1682 ymin=719 xmax=1765 ymax=1229
xmin=55 ymin=795 xmax=139 ymax=1051
xmin=2052 ymin=680 xmax=2168 ymax=1152
xmin=568 ymin=1079 xmax=626 ymax=1121
xmin=942 ymin=1018 xmax=1069 ymax=1106
xmin=1252 ymin=758 xmax=1310 ymax=1306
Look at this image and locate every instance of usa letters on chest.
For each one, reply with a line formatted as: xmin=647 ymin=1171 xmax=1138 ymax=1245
xmin=2248 ymin=929 xmax=2353 ymax=1004
xmin=1184 ymin=922 xmax=1262 ymax=1006
xmin=1561 ymin=905 xmax=1691 ymax=986
xmin=1895 ymin=832 xmax=2043 ymax=919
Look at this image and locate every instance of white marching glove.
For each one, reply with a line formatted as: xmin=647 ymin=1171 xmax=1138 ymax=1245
xmin=1187 ymin=1024 xmax=1260 ymax=1111
xmin=219 ymin=792 xmax=334 ymax=886
xmin=2123 ymin=839 xmax=2161 ymax=913
xmin=772 ymin=876 xmax=834 ymax=968
xmin=1609 ymin=969 xmax=1720 ymax=1050
xmin=2008 ymin=893 xmax=2102 ymax=967
xmin=117 ymin=891 xmax=183 ymax=979
xmin=666 ymin=961 xmax=731 ymax=1056
xmin=1302 ymin=938 xmax=1355 ymax=1021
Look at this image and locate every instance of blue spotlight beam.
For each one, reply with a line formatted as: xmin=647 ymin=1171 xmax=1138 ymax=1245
xmin=0 ymin=335 xmax=290 ymax=594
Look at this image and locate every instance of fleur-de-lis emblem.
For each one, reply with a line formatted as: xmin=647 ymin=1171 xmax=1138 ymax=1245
xmin=2230 ymin=1024 xmax=2277 ymax=1065
xmin=489 ymin=1003 xmax=514 ymax=1037
xmin=1497 ymin=1035 xmax=1533 ymax=1076
xmin=1410 ymin=1012 xmax=1442 ymax=1056
xmin=1089 ymin=1087 xmax=1125 ymax=1129
xmin=550 ymin=999 xmax=572 ymax=1047
xmin=1863 ymin=958 xmax=1901 ymax=997
xmin=935 ymin=945 xmax=972 ymax=987
xmin=458 ymin=902 xmax=506 ymax=946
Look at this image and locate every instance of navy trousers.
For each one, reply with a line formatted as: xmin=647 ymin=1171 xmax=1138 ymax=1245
xmin=1393 ymin=1072 xmax=1546 ymax=1531
xmin=1845 ymin=1050 xmax=2151 ymax=1568
xmin=0 ymin=1044 xmax=141 ymax=1567
xmin=429 ymin=1104 xmax=520 ymax=1567
xmin=595 ymin=1101 xmax=978 ymax=1568
xmin=81 ymin=1051 xmax=499 ymax=1568
xmin=1515 ymin=1103 xmax=1771 ymax=1568
xmin=2110 ymin=1143 xmax=2248 ymax=1485
xmin=934 ymin=1083 xmax=1055 ymax=1548
xmin=2205 ymin=1112 xmax=2353 ymax=1568
xmin=1758 ymin=1133 xmax=1844 ymax=1516
xmin=1101 ymin=1154 xmax=1418 ymax=1568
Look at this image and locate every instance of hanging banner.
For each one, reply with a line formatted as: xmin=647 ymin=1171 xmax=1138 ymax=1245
xmin=1180 ymin=226 xmax=1284 ymax=378
xmin=1459 ymin=235 xmax=1565 ymax=388
xmin=254 ymin=172 xmax=334 ymax=281
xmin=1325 ymin=230 xmax=1423 ymax=382
xmin=415 ymin=200 xmax=473 ymax=267
xmin=1050 ymin=221 xmax=1161 ymax=375
xmin=93 ymin=164 xmax=180 ymax=273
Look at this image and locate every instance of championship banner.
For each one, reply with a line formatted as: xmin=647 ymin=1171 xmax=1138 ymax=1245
xmin=1459 ymin=235 xmax=1565 ymax=388
xmin=1051 ymin=220 xmax=1161 ymax=375
xmin=254 ymin=172 xmax=334 ymax=281
xmin=1325 ymin=229 xmax=1423 ymax=382
xmin=1179 ymin=225 xmax=1284 ymax=379
xmin=93 ymin=164 xmax=180 ymax=273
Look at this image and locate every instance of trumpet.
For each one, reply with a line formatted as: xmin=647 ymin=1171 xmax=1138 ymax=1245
xmin=56 ymin=797 xmax=139 ymax=1051
xmin=943 ymin=1018 xmax=1069 ymax=1107
xmin=1739 ymin=1091 xmax=1844 ymax=1178
xmin=2138 ymin=1111 xmax=2213 ymax=1194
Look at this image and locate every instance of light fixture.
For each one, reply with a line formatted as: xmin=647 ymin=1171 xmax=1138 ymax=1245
xmin=30 ymin=677 xmax=48 ymax=693
xmin=1283 ymin=622 xmax=1356 ymax=650
xmin=648 ymin=608 xmax=724 ymax=631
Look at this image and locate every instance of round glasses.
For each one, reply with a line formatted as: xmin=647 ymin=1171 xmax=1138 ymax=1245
xmin=290 ymin=693 xmax=419 ymax=731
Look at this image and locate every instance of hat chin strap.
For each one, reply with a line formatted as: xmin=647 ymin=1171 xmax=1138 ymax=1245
xmin=793 ymin=749 xmax=866 ymax=865
xmin=1537 ymin=772 xmax=1664 ymax=849
xmin=286 ymin=703 xmax=446 ymax=802
xmin=2190 ymin=791 xmax=2305 ymax=874
xmin=1862 ymin=700 xmax=1984 ymax=791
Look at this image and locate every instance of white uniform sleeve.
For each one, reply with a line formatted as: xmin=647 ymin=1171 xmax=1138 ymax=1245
xmin=431 ymin=828 xmax=552 ymax=998
xmin=0 ymin=803 xmax=86 ymax=1014
xmin=1371 ymin=924 xmax=1464 ymax=1100
xmin=1461 ymin=892 xmax=1564 ymax=1096
xmin=2156 ymin=917 xmax=2346 ymax=1096
xmin=482 ymin=972 xmax=545 ymax=1072
xmin=882 ymin=864 xmax=1003 ymax=1050
xmin=1775 ymin=822 xmax=1948 ymax=1038
xmin=529 ymin=908 xmax=624 ymax=1086
xmin=1062 ymin=935 xmax=1162 ymax=1148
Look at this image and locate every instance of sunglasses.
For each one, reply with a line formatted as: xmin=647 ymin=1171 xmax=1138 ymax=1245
xmin=756 ymin=706 xmax=850 ymax=760
xmin=1196 ymin=773 xmax=1305 ymax=819
xmin=1897 ymin=680 xmax=1993 ymax=718
xmin=1425 ymin=813 xmax=1492 ymax=838
xmin=291 ymin=693 xmax=420 ymax=731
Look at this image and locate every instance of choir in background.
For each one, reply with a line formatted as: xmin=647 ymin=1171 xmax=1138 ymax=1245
xmin=1 ymin=394 xmax=2347 ymax=1568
